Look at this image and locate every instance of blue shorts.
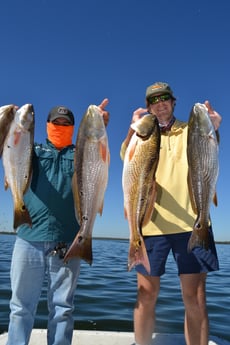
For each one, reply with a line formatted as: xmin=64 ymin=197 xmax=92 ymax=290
xmin=136 ymin=228 xmax=219 ymax=276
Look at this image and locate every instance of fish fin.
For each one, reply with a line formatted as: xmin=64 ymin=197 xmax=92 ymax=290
xmin=13 ymin=130 xmax=22 ymax=146
xmin=213 ymin=192 xmax=218 ymax=207
xmin=4 ymin=177 xmax=9 ymax=190
xmin=187 ymin=223 xmax=209 ymax=252
xmin=128 ymin=236 xmax=150 ymax=274
xmin=103 ymin=150 xmax=110 ymax=166
xmin=99 ymin=141 xmax=109 ymax=163
xmin=215 ymin=130 xmax=220 ymax=144
xmin=98 ymin=200 xmax=104 ymax=216
xmin=187 ymin=173 xmax=197 ymax=214
xmin=127 ymin=140 xmax=137 ymax=161
xmin=142 ymin=181 xmax=157 ymax=227
xmin=13 ymin=203 xmax=32 ymax=229
xmin=64 ymin=233 xmax=93 ymax=265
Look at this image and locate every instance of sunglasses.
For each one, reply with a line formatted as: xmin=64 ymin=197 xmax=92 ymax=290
xmin=148 ymin=94 xmax=172 ymax=105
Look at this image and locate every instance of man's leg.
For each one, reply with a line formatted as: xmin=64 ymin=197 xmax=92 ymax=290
xmin=180 ymin=273 xmax=208 ymax=345
xmin=7 ymin=238 xmax=45 ymax=345
xmin=47 ymin=253 xmax=81 ymax=345
xmin=134 ymin=273 xmax=160 ymax=345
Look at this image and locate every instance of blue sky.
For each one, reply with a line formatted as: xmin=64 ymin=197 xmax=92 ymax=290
xmin=0 ymin=0 xmax=229 ymax=241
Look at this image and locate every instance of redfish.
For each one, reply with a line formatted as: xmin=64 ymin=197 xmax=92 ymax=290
xmin=122 ymin=114 xmax=160 ymax=273
xmin=187 ymin=103 xmax=219 ymax=251
xmin=64 ymin=105 xmax=110 ymax=264
xmin=0 ymin=104 xmax=16 ymax=157
xmin=2 ymin=104 xmax=34 ymax=229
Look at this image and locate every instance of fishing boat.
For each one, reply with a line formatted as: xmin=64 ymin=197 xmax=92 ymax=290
xmin=0 ymin=329 xmax=229 ymax=345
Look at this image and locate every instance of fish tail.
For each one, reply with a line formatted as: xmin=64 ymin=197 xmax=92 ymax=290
xmin=64 ymin=234 xmax=93 ymax=265
xmin=14 ymin=204 xmax=32 ymax=229
xmin=128 ymin=237 xmax=150 ymax=274
xmin=187 ymin=223 xmax=209 ymax=252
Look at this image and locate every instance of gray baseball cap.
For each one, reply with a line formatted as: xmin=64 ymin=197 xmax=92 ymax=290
xmin=146 ymin=82 xmax=176 ymax=101
xmin=47 ymin=106 xmax=75 ymax=125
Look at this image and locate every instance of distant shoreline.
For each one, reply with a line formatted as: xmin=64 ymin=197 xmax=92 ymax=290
xmin=0 ymin=231 xmax=128 ymax=241
xmin=0 ymin=231 xmax=229 ymax=244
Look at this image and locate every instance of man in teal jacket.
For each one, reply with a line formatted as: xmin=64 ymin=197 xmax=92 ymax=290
xmin=6 ymin=99 xmax=109 ymax=345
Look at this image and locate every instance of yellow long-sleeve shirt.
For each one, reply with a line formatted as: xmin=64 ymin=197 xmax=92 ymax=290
xmin=120 ymin=119 xmax=196 ymax=236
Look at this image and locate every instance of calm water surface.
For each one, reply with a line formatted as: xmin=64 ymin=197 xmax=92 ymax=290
xmin=0 ymin=234 xmax=229 ymax=341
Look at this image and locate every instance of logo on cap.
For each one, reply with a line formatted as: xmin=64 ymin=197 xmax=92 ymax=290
xmin=151 ymin=84 xmax=163 ymax=90
xmin=57 ymin=107 xmax=69 ymax=115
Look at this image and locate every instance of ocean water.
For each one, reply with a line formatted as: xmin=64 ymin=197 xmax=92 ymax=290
xmin=0 ymin=234 xmax=229 ymax=341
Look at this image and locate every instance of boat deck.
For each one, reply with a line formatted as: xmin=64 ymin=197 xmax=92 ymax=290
xmin=0 ymin=329 xmax=230 ymax=345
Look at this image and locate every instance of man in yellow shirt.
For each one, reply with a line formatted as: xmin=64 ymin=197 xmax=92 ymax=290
xmin=120 ymin=82 xmax=222 ymax=345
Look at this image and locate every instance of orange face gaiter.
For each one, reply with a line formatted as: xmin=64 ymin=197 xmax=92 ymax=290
xmin=47 ymin=123 xmax=74 ymax=149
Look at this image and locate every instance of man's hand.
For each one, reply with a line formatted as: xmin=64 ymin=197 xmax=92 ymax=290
xmin=132 ymin=107 xmax=148 ymax=123
xmin=98 ymin=98 xmax=109 ymax=127
xmin=205 ymin=100 xmax=222 ymax=130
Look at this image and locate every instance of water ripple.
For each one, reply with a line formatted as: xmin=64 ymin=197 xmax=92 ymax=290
xmin=0 ymin=234 xmax=229 ymax=341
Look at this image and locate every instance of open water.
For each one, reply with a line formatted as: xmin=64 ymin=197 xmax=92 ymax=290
xmin=0 ymin=234 xmax=229 ymax=341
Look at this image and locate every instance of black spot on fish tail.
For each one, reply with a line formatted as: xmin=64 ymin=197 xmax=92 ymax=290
xmin=187 ymin=227 xmax=209 ymax=252
xmin=78 ymin=236 xmax=83 ymax=243
xmin=128 ymin=238 xmax=150 ymax=274
xmin=63 ymin=235 xmax=93 ymax=265
xmin=14 ymin=205 xmax=32 ymax=230
xmin=195 ymin=222 xmax=201 ymax=230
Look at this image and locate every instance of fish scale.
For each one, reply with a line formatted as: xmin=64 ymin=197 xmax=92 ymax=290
xmin=187 ymin=103 xmax=219 ymax=251
xmin=122 ymin=114 xmax=160 ymax=273
xmin=0 ymin=105 xmax=16 ymax=157
xmin=2 ymin=104 xmax=34 ymax=229
xmin=64 ymin=105 xmax=110 ymax=264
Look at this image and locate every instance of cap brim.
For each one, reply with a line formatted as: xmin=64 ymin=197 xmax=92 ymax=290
xmin=49 ymin=114 xmax=73 ymax=122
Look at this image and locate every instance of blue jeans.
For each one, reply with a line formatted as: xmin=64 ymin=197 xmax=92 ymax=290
xmin=7 ymin=237 xmax=81 ymax=345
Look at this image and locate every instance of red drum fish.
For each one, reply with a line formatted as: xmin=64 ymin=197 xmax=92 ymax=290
xmin=2 ymin=104 xmax=34 ymax=229
xmin=0 ymin=104 xmax=16 ymax=157
xmin=187 ymin=103 xmax=219 ymax=251
xmin=64 ymin=105 xmax=110 ymax=264
xmin=122 ymin=114 xmax=160 ymax=273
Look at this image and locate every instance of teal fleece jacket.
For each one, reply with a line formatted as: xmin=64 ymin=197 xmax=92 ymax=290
xmin=17 ymin=140 xmax=80 ymax=242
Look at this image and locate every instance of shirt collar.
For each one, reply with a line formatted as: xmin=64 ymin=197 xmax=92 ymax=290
xmin=159 ymin=116 xmax=176 ymax=132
